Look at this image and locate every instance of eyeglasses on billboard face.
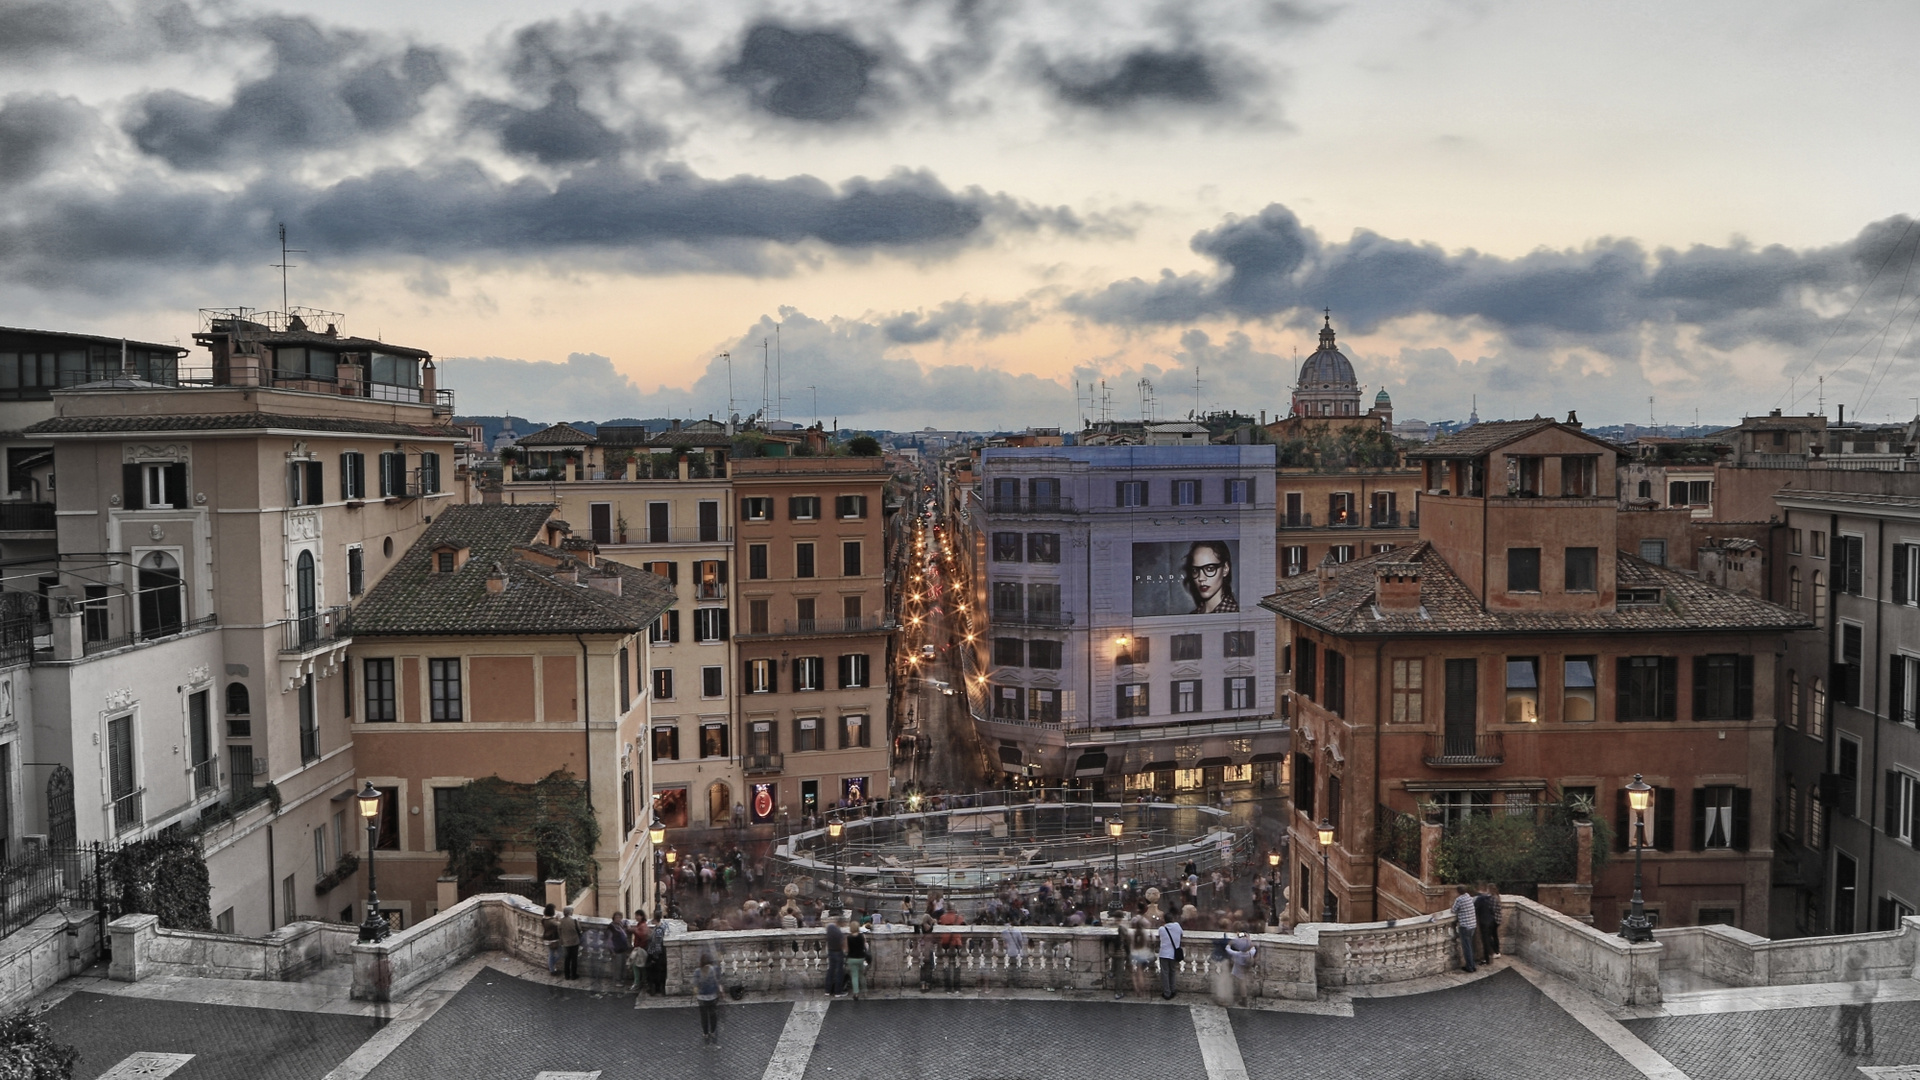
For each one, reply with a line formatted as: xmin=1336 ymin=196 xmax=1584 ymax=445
xmin=1187 ymin=561 xmax=1226 ymax=579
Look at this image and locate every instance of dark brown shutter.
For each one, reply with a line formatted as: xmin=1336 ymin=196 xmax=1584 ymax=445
xmin=1658 ymin=658 xmax=1678 ymax=719
xmin=123 ymin=463 xmax=143 ymax=509
xmin=165 ymin=463 xmax=186 ymax=506
xmin=1654 ymin=787 xmax=1675 ymax=851
xmin=1731 ymin=788 xmax=1750 ymax=850
xmin=1691 ymin=788 xmax=1707 ymax=850
xmin=1693 ymin=657 xmax=1708 ymax=720
xmin=1894 ymin=544 xmax=1910 ymax=604
xmin=1892 ymin=656 xmax=1906 ymax=727
xmin=1736 ymin=656 xmax=1754 ymax=719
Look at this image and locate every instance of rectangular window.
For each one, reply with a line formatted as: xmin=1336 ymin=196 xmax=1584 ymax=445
xmin=1027 ymin=533 xmax=1060 ymax=563
xmin=701 ymin=722 xmax=729 ymax=758
xmin=647 ymin=502 xmax=669 ymax=543
xmin=298 ymin=678 xmax=318 ymax=762
xmin=837 ymin=714 xmax=869 ymax=749
xmin=1812 ymin=531 xmax=1827 ymax=558
xmin=841 ymin=594 xmax=863 ymax=623
xmin=842 ymin=541 xmax=862 ymax=577
xmin=794 ymin=656 xmax=823 ymax=692
xmin=789 ymin=496 xmax=820 ymax=521
xmin=1225 ymin=478 xmax=1251 ymax=504
xmin=1029 ymin=477 xmax=1061 ymax=508
xmin=1329 ymin=492 xmax=1354 ymax=526
xmin=1443 ymin=658 xmax=1477 ymax=753
xmin=653 ymin=668 xmax=674 ymax=700
xmin=1172 ymin=679 xmax=1200 ymax=713
xmin=1027 ymin=640 xmax=1062 ymax=669
xmin=992 ymin=684 xmax=1024 ymax=719
xmin=1027 ymin=583 xmax=1060 ymax=616
xmin=1512 ymin=456 xmax=1543 ymax=496
xmin=363 ymin=659 xmax=396 ymax=722
xmin=1617 ymin=785 xmax=1675 ymax=852
xmin=376 ymin=452 xmax=401 ymax=497
xmin=1692 ymin=786 xmax=1750 ymax=850
xmin=1028 ymin=689 xmax=1061 ymax=722
xmin=83 ymin=585 xmax=109 ymax=642
xmin=618 ymin=647 xmax=631 ymax=712
xmin=1172 ymin=634 xmax=1202 ymax=661
xmin=419 ymin=453 xmax=440 ymax=495
xmin=1839 ymin=623 xmax=1864 ymax=706
xmin=1391 ymin=658 xmax=1423 ymax=723
xmin=747 ymin=658 xmax=773 ymax=694
xmin=429 ymin=658 xmax=463 ymax=721
xmin=649 ymin=609 xmax=680 ymax=645
xmin=1639 ymin=538 xmax=1668 ymax=566
xmin=1226 ymin=676 xmax=1253 ymax=710
xmin=796 ymin=597 xmax=816 ymax=628
xmin=1507 ymin=547 xmax=1541 ymax=592
xmin=1224 ymin=630 xmax=1255 ymax=658
xmin=796 ymin=543 xmax=816 ymax=578
xmin=837 ymin=653 xmax=870 ymax=688
xmin=992 ymin=532 xmax=1023 ymax=562
xmin=1838 ymin=737 xmax=1861 ymax=817
xmin=993 ymin=581 xmax=1022 ymax=613
xmin=1116 ymin=636 xmax=1149 ymax=666
xmin=1693 ymin=654 xmax=1755 ymax=720
xmin=346 ymin=545 xmax=365 ymax=597
xmin=1838 ymin=534 xmax=1865 ymax=595
xmin=1563 ymin=656 xmax=1597 ymax=722
xmin=589 ymin=503 xmax=613 ymax=545
xmin=1618 ymin=656 xmax=1678 ymax=721
xmin=188 ymin=690 xmax=214 ymax=792
xmin=1295 ymin=638 xmax=1317 ymax=701
xmin=697 ymin=500 xmax=720 ymax=542
xmin=1505 ymin=657 xmax=1540 ymax=723
xmin=1887 ymin=771 xmax=1917 ymax=844
xmin=748 ymin=599 xmax=769 ymax=634
xmin=339 ymin=452 xmax=366 ymax=500
xmin=1283 ymin=546 xmax=1307 ymax=577
xmin=1561 ymin=456 xmax=1598 ymax=497
xmin=1895 ymin=543 xmax=1920 ymax=605
xmin=793 ymin=717 xmax=822 ymax=752
xmin=1323 ymin=651 xmax=1346 ymax=716
xmin=1116 ymin=481 xmax=1147 ymax=507
xmin=1284 ymin=492 xmax=1305 ymax=526
xmin=693 ymin=608 xmax=729 ymax=643
xmin=994 ymin=637 xmax=1025 ymax=667
xmin=652 ymin=725 xmax=680 ymax=761
xmin=1331 ymin=545 xmax=1354 ymax=564
xmin=742 ymin=497 xmax=773 ymax=521
xmin=748 ymin=544 xmax=768 ymax=580
xmin=1173 ymin=479 xmax=1200 ymax=506
xmin=694 ymin=559 xmax=727 ymax=600
xmin=1117 ymin=683 xmax=1150 ymax=718
xmin=696 ymin=664 xmax=721 ymax=697
xmin=1565 ymin=547 xmax=1597 ymax=592
xmin=288 ymin=460 xmax=325 ymax=506
xmin=835 ymin=494 xmax=868 ymax=519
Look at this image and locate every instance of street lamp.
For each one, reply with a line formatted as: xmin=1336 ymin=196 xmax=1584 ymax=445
xmin=828 ymin=819 xmax=845 ymax=912
xmin=665 ymin=848 xmax=678 ymax=917
xmin=1107 ymin=818 xmax=1124 ymax=913
xmin=1267 ymin=851 xmax=1281 ymax=926
xmin=355 ymin=782 xmax=390 ymax=943
xmin=647 ymin=816 xmax=666 ymax=915
xmin=1317 ymin=819 xmax=1336 ymax=923
xmin=1621 ymin=774 xmax=1655 ymax=943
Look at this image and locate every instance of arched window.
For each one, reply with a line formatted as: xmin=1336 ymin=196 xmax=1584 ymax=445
xmin=226 ymin=682 xmax=250 ymax=716
xmin=137 ymin=551 xmax=182 ymax=637
xmin=295 ymin=550 xmax=317 ymax=644
xmin=1812 ymin=571 xmax=1827 ymax=629
xmin=707 ymin=781 xmax=731 ymax=826
xmin=1811 ymin=677 xmax=1827 ymax=739
xmin=1787 ymin=670 xmax=1800 ymax=731
xmin=1789 ymin=566 xmax=1803 ymax=612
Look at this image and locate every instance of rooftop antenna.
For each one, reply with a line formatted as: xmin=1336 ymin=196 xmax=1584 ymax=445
xmin=760 ymin=338 xmax=770 ymax=418
xmin=719 ymin=352 xmax=733 ymax=418
xmin=271 ymin=223 xmax=305 ymax=314
xmin=1193 ymin=365 xmax=1202 ymax=421
xmin=807 ymin=385 xmax=817 ymax=426
xmin=1648 ymin=395 xmax=1656 ymax=436
xmin=1818 ymin=375 xmax=1825 ymax=417
xmin=775 ymin=323 xmax=784 ymax=423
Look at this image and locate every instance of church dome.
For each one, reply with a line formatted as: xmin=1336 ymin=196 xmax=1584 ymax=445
xmin=1297 ymin=314 xmax=1356 ymax=388
xmin=1375 ymin=388 xmax=1392 ymax=404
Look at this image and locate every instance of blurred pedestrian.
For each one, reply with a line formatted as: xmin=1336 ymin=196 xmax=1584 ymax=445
xmin=1226 ymin=930 xmax=1256 ymax=1006
xmin=1474 ymin=884 xmax=1503 ymax=961
xmin=1126 ymin=914 xmax=1155 ymax=999
xmin=541 ymin=903 xmax=561 ymax=975
xmin=1001 ymin=922 xmax=1028 ymax=989
xmin=695 ymin=952 xmax=723 ymax=1048
xmin=1448 ymin=885 xmax=1478 ymax=973
xmin=825 ymin=914 xmax=848 ymax=997
xmin=1158 ymin=911 xmax=1184 ymax=999
xmin=846 ymin=917 xmax=869 ymax=1000
xmin=557 ymin=906 xmax=582 ymax=979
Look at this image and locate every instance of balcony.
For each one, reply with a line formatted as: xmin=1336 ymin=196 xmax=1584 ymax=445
xmin=0 ymin=503 xmax=55 ymax=532
xmin=694 ymin=582 xmax=727 ymax=601
xmin=1368 ymin=510 xmax=1406 ymax=528
xmin=738 ymin=614 xmax=896 ymax=639
xmin=983 ymin=495 xmax=1078 ymax=515
xmin=281 ymin=605 xmax=350 ymax=653
xmin=112 ymin=789 xmax=144 ymax=834
xmin=1423 ymin=732 xmax=1505 ymax=767
xmin=743 ymin=753 xmax=784 ymax=776
xmin=1280 ymin=512 xmax=1314 ymax=529
xmin=990 ymin=608 xmax=1074 ymax=628
xmin=612 ymin=527 xmax=733 ymax=545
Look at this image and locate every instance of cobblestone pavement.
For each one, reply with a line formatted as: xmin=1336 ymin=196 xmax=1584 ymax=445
xmin=802 ymin=997 xmax=1209 ymax=1080
xmin=1233 ymin=969 xmax=1646 ymax=1080
xmin=1626 ymin=999 xmax=1920 ymax=1080
xmin=42 ymin=990 xmax=381 ymax=1080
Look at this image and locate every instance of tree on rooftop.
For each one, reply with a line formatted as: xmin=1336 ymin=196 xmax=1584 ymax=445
xmin=848 ymin=435 xmax=881 ymax=457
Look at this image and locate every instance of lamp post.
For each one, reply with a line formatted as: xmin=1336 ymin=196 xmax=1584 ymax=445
xmin=1317 ymin=819 xmax=1336 ymax=923
xmin=1621 ymin=774 xmax=1655 ymax=943
xmin=1107 ymin=818 xmax=1124 ymax=913
xmin=665 ymin=849 xmax=678 ymax=917
xmin=647 ymin=817 xmax=666 ymax=918
xmin=828 ymin=819 xmax=845 ymax=912
xmin=1267 ymin=851 xmax=1281 ymax=926
xmin=355 ymin=782 xmax=390 ymax=943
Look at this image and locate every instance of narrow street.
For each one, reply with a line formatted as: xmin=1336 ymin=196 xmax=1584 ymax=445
xmin=893 ymin=510 xmax=991 ymax=796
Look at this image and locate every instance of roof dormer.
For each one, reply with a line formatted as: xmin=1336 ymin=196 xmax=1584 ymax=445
xmin=430 ymin=540 xmax=470 ymax=574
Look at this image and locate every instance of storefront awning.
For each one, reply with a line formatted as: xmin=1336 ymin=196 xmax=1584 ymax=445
xmin=1249 ymin=751 xmax=1287 ymax=763
xmin=1196 ymin=756 xmax=1233 ymax=768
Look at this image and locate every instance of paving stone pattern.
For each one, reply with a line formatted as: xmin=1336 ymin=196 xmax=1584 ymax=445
xmin=44 ymin=992 xmax=379 ymax=1080
xmin=364 ymin=967 xmax=790 ymax=1080
xmin=1627 ymin=999 xmax=1920 ymax=1080
xmin=1232 ymin=970 xmax=1645 ymax=1080
xmin=802 ymin=997 xmax=1208 ymax=1080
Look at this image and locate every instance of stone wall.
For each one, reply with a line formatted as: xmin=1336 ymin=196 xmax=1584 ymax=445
xmin=1655 ymin=916 xmax=1920 ymax=988
xmin=109 ymin=915 xmax=355 ymax=983
xmin=1506 ymin=896 xmax=1660 ymax=1006
xmin=0 ymin=909 xmax=101 ymax=1013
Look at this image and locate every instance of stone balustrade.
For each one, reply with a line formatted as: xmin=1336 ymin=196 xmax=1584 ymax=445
xmin=0 ymin=909 xmax=101 ymax=1013
xmin=110 ymin=914 xmax=356 ymax=985
xmin=1655 ymin=916 xmax=1920 ymax=989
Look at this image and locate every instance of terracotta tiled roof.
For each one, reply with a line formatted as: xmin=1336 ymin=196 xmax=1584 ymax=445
xmin=514 ymin=422 xmax=597 ymax=447
xmin=24 ymin=413 xmax=466 ymax=439
xmin=1259 ymin=541 xmax=1812 ymax=636
xmin=348 ymin=503 xmax=675 ymax=637
xmin=1404 ymin=418 xmax=1624 ymax=460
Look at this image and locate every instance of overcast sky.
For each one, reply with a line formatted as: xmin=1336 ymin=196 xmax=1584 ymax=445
xmin=5 ymin=0 xmax=1919 ymax=429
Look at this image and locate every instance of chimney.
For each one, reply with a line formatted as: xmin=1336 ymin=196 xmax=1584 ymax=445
xmin=485 ymin=563 xmax=509 ymax=594
xmin=1566 ymin=410 xmax=1579 ymax=428
xmin=553 ymin=560 xmax=580 ymax=584
xmin=1317 ymin=557 xmax=1341 ymax=600
xmin=561 ymin=536 xmax=597 ymax=567
xmin=1375 ymin=562 xmax=1422 ymax=613
xmin=586 ymin=568 xmax=623 ymax=596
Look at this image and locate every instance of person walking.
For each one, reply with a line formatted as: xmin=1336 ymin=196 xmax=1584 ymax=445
xmin=1126 ymin=913 xmax=1155 ymax=999
xmin=825 ymin=914 xmax=848 ymax=997
xmin=1001 ymin=921 xmax=1028 ymax=990
xmin=1449 ymin=885 xmax=1478 ymax=973
xmin=626 ymin=910 xmax=650 ymax=990
xmin=557 ymin=906 xmax=582 ymax=979
xmin=694 ymin=952 xmax=723 ymax=1048
xmin=1474 ymin=884 xmax=1503 ymax=961
xmin=846 ymin=918 xmax=869 ymax=1000
xmin=645 ymin=915 xmax=669 ymax=995
xmin=1157 ymin=912 xmax=1184 ymax=999
xmin=540 ymin=903 xmax=561 ymax=976
xmin=1225 ymin=930 xmax=1256 ymax=1007
xmin=936 ymin=905 xmax=965 ymax=993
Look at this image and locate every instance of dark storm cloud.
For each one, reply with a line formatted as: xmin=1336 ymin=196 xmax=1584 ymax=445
xmin=1046 ymin=48 xmax=1227 ymax=110
xmin=877 ymin=298 xmax=1037 ymax=343
xmin=0 ymin=0 xmax=203 ymax=60
xmin=0 ymin=94 xmax=95 ymax=184
xmin=467 ymin=82 xmax=629 ymax=165
xmin=124 ymin=17 xmax=445 ymax=169
xmin=725 ymin=22 xmax=883 ymax=123
xmin=0 ymin=161 xmax=1071 ymax=290
xmin=1070 ymin=202 xmax=1908 ymax=354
